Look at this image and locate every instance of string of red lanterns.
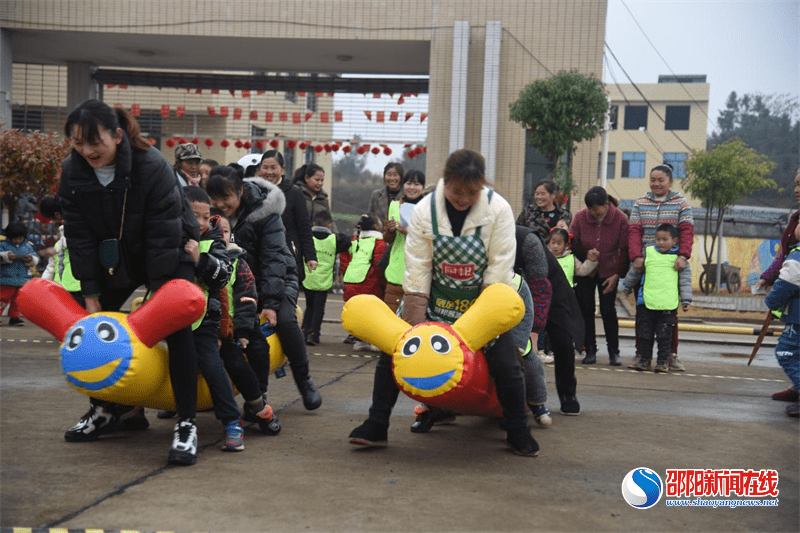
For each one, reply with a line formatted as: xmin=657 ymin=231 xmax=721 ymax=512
xmin=121 ymin=103 xmax=428 ymax=123
xmin=160 ymin=137 xmax=426 ymax=158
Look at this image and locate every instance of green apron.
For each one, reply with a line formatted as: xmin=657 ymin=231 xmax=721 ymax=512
xmin=427 ymin=192 xmax=490 ymax=324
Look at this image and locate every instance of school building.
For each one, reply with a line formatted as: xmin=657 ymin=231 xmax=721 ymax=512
xmin=0 ymin=0 xmax=617 ymax=215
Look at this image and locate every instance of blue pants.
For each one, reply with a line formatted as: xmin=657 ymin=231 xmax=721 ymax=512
xmin=775 ymin=323 xmax=800 ymax=390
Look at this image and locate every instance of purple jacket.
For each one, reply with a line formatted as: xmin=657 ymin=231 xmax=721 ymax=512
xmin=569 ymin=203 xmax=630 ymax=279
xmin=761 ymin=210 xmax=799 ymax=284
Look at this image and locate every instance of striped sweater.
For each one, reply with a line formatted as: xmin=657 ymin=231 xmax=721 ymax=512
xmin=628 ymin=190 xmax=694 ymax=260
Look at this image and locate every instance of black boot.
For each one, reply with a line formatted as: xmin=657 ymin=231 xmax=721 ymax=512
xmin=296 ymin=376 xmax=322 ymax=410
xmin=581 ymin=349 xmax=596 ymax=365
xmin=609 ymin=351 xmax=621 ymax=366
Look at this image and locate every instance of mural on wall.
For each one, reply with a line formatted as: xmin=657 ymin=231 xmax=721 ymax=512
xmin=688 ymin=236 xmax=778 ymax=292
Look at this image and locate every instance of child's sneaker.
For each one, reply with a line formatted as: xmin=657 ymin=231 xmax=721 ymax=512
xmin=538 ymin=352 xmax=554 ymax=364
xmin=243 ymin=402 xmax=281 ymax=435
xmin=353 ymin=340 xmax=373 ymax=351
xmin=631 ymin=359 xmax=652 ymax=372
xmin=627 ymin=356 xmax=641 ymax=369
xmin=8 ymin=317 xmax=23 ymax=326
xmin=64 ymin=403 xmax=119 ymax=442
xmin=168 ymin=419 xmax=198 ymax=466
xmin=654 ymin=361 xmax=669 ymax=373
xmin=772 ymin=387 xmax=799 ymax=402
xmin=222 ymin=422 xmax=244 ymax=452
xmin=668 ymin=353 xmax=686 ymax=372
xmin=531 ymin=404 xmax=552 ymax=428
xmin=118 ymin=405 xmax=149 ymax=430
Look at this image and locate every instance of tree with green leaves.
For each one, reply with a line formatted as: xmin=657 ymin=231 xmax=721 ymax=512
xmin=710 ymin=92 xmax=799 ymax=208
xmin=510 ymin=70 xmax=608 ymax=199
xmin=684 ymin=138 xmax=776 ymax=275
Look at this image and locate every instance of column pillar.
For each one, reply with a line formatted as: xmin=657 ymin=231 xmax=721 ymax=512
xmin=448 ymin=20 xmax=470 ymax=154
xmin=67 ymin=61 xmax=97 ymax=111
xmin=480 ymin=21 xmax=502 ymax=183
xmin=0 ymin=29 xmax=12 ymax=130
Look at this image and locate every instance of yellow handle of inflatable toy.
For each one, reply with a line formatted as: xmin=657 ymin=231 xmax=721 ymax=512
xmin=451 ymin=283 xmax=524 ymax=352
xmin=341 ymin=295 xmax=408 ymax=354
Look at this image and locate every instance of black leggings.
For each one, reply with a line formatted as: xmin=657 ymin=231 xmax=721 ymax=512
xmin=89 ymin=263 xmax=198 ymax=419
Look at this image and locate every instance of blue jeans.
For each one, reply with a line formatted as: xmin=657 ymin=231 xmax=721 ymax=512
xmin=775 ymin=323 xmax=800 ymax=390
xmin=509 ymin=281 xmax=547 ymax=405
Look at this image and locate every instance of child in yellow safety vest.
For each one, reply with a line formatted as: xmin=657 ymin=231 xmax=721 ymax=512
xmin=340 ymin=213 xmax=387 ymax=351
xmin=181 ymin=186 xmax=243 ymax=452
xmin=547 ymin=227 xmax=599 ymax=287
xmin=38 ymin=196 xmax=84 ymax=307
xmin=302 ymin=210 xmax=351 ymax=345
xmin=620 ymin=223 xmax=692 ymax=373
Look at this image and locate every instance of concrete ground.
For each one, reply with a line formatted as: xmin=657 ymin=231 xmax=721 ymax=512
xmin=0 ymin=293 xmax=798 ymax=533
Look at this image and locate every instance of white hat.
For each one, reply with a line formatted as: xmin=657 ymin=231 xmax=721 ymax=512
xmin=238 ymin=153 xmax=262 ymax=169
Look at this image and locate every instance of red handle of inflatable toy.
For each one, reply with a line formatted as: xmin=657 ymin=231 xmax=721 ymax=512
xmin=127 ymin=280 xmax=206 ymax=347
xmin=17 ymin=278 xmax=89 ymax=341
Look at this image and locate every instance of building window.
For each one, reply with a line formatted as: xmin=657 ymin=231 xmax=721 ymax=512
xmin=598 ymin=151 xmax=616 ymax=180
xmin=608 ymin=105 xmax=618 ymax=130
xmin=664 ymin=106 xmax=690 ymax=130
xmin=663 ymin=152 xmax=687 ymax=179
xmin=12 ymin=107 xmax=43 ymax=132
xmin=622 ymin=152 xmax=646 ymax=178
xmin=624 ymin=106 xmax=648 ymax=130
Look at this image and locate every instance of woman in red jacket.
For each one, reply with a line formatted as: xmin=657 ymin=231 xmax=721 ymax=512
xmin=569 ymin=187 xmax=630 ymax=366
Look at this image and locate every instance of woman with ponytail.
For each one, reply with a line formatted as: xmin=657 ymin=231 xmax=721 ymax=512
xmin=59 ymin=99 xmax=202 ymax=466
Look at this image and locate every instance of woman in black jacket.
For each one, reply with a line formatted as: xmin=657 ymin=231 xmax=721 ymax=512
xmin=207 ymin=165 xmax=322 ymax=412
xmin=256 ymin=150 xmax=317 ymax=280
xmin=58 ymin=99 xmax=201 ymax=466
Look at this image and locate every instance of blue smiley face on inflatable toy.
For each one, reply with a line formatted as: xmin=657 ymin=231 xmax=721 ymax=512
xmin=60 ymin=314 xmax=134 ymax=392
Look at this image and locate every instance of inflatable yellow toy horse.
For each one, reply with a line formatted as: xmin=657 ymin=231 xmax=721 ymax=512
xmin=17 ymin=278 xmax=286 ymax=410
xmin=341 ymin=283 xmax=524 ymax=417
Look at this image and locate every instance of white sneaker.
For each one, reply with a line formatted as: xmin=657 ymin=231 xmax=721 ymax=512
xmin=353 ymin=340 xmax=372 ymax=352
xmin=168 ymin=419 xmax=198 ymax=466
xmin=537 ymin=352 xmax=554 ymax=364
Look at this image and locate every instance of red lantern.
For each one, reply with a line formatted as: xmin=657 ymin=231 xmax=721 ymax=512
xmin=332 ymin=144 xmax=340 ymax=152
xmin=191 ymin=138 xmax=199 ymax=145
xmin=148 ymin=138 xmax=157 ymax=146
xmin=243 ymin=141 xmax=252 ymax=149
xmin=406 ymin=150 xmax=414 ymax=158
xmin=255 ymin=140 xmax=265 ymax=150
xmin=204 ymin=138 xmax=214 ymax=147
xmin=178 ymin=138 xmax=187 ymax=145
xmin=270 ymin=139 xmax=279 ymax=149
xmin=383 ymin=147 xmax=392 ymax=156
xmin=324 ymin=144 xmax=332 ymax=153
xmin=299 ymin=142 xmax=307 ymax=150
xmin=220 ymin=139 xmax=230 ymax=148
xmin=176 ymin=105 xmax=186 ymax=118
xmin=371 ymin=147 xmax=380 ymax=154
xmin=234 ymin=140 xmax=243 ymax=148
xmin=286 ymin=140 xmax=297 ymax=150
xmin=249 ymin=110 xmax=258 ymax=121
xmin=166 ymin=138 xmax=176 ymax=148
xmin=342 ymin=145 xmax=352 ymax=153
xmin=314 ymin=145 xmax=323 ymax=153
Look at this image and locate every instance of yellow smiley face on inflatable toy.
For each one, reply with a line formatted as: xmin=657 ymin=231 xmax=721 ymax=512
xmin=393 ymin=323 xmax=465 ymax=398
xmin=341 ymin=283 xmax=526 ymax=411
